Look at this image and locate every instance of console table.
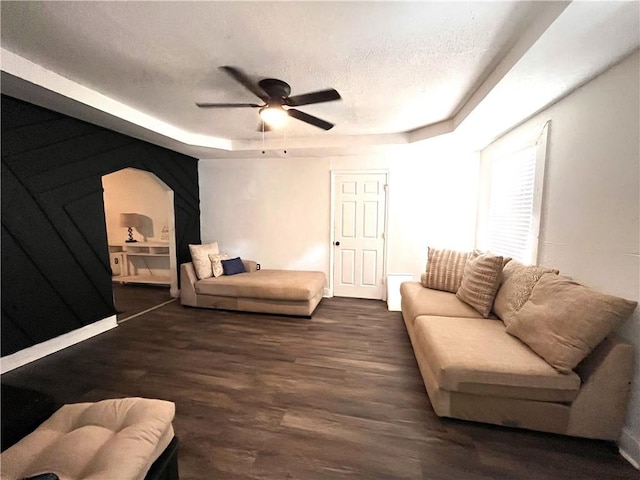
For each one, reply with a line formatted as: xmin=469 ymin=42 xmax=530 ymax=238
xmin=109 ymin=242 xmax=170 ymax=286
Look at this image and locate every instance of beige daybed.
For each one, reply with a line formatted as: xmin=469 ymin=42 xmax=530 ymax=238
xmin=180 ymin=260 xmax=326 ymax=317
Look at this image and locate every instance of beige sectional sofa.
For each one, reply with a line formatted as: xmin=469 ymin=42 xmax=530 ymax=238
xmin=400 ymin=248 xmax=636 ymax=441
xmin=181 ymin=260 xmax=326 ymax=317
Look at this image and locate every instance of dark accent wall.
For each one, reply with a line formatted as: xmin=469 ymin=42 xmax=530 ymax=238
xmin=1 ymin=95 xmax=201 ymax=356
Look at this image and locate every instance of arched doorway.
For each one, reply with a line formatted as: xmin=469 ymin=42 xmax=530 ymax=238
xmin=101 ymin=168 xmax=179 ymax=318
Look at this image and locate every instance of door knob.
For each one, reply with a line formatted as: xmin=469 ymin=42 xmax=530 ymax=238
xmin=334 ymin=241 xmax=341 ymax=246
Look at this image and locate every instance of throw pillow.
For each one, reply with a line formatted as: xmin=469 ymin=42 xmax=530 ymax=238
xmin=208 ymin=253 xmax=229 ymax=277
xmin=221 ymin=257 xmax=247 ymax=276
xmin=493 ymin=260 xmax=559 ymax=326
xmin=455 ymin=252 xmax=504 ymax=317
xmin=423 ymin=247 xmax=477 ymax=293
xmin=506 ymin=273 xmax=637 ymax=374
xmin=189 ymin=242 xmax=219 ymax=279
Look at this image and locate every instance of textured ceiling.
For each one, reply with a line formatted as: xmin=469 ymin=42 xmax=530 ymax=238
xmin=1 ymin=1 xmax=639 ymax=157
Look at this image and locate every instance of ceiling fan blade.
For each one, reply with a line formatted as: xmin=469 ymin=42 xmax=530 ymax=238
xmin=196 ymin=102 xmax=261 ymax=108
xmin=287 ymin=108 xmax=334 ymax=130
xmin=220 ymin=66 xmax=269 ymax=102
xmin=286 ymin=89 xmax=341 ymax=107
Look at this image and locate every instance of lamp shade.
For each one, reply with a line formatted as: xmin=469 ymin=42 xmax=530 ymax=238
xmin=119 ymin=213 xmax=140 ymax=228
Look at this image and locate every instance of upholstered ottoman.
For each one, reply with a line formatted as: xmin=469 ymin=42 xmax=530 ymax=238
xmin=0 ymin=397 xmax=177 ymax=480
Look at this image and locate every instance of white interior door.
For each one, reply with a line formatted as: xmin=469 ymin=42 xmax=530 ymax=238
xmin=332 ymin=172 xmax=387 ymax=299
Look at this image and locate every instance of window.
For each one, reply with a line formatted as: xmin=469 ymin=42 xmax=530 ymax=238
xmin=487 ymin=122 xmax=548 ymax=265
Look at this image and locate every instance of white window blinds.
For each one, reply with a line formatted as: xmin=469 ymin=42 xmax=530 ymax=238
xmin=487 ymin=121 xmax=548 ymax=265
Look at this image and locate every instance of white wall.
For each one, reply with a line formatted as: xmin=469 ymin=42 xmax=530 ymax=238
xmin=480 ymin=51 xmax=640 ymax=464
xmin=198 ymin=140 xmax=479 ymax=291
xmin=199 ymin=156 xmax=332 ymax=272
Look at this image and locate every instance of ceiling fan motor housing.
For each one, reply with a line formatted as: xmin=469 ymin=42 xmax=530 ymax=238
xmin=258 ymin=78 xmax=291 ymax=100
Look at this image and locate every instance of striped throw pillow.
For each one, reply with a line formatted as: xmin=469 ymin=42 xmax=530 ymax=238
xmin=422 ymin=247 xmax=475 ymax=293
xmin=456 ymin=252 xmax=504 ymax=317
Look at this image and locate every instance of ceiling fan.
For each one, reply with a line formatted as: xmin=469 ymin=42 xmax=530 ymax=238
xmin=196 ymin=66 xmax=341 ymax=131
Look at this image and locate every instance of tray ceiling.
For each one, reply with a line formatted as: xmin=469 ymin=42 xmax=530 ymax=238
xmin=1 ymin=1 xmax=638 ymax=158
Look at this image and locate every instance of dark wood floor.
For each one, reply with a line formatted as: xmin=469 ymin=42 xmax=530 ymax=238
xmin=2 ymin=289 xmax=637 ymax=479
xmin=113 ymin=282 xmax=174 ymax=321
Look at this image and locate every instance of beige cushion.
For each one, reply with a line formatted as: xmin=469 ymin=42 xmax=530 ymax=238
xmin=506 ymin=273 xmax=638 ymax=373
xmin=413 ymin=315 xmax=581 ymax=402
xmin=493 ymin=260 xmax=559 ymax=326
xmin=0 ymin=397 xmax=175 ymax=480
xmin=209 ymin=252 xmax=229 ymax=277
xmin=422 ymin=247 xmax=476 ymax=293
xmin=196 ymin=269 xmax=326 ymax=301
xmin=189 ymin=241 xmax=219 ymax=279
xmin=401 ymin=281 xmax=486 ymax=328
xmin=456 ymin=252 xmax=503 ymax=317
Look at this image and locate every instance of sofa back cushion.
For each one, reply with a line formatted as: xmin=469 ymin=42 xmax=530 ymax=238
xmin=422 ymin=247 xmax=476 ymax=293
xmin=506 ymin=273 xmax=638 ymax=374
xmin=456 ymin=252 xmax=504 ymax=318
xmin=493 ymin=260 xmax=559 ymax=326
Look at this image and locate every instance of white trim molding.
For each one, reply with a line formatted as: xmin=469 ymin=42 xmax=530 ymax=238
xmin=619 ymin=428 xmax=640 ymax=470
xmin=0 ymin=316 xmax=118 ymax=374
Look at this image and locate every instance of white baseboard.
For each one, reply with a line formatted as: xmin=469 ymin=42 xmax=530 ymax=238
xmin=619 ymin=428 xmax=640 ymax=469
xmin=323 ymin=288 xmax=332 ymax=298
xmin=387 ymin=302 xmax=402 ymax=312
xmin=1 ymin=316 xmax=118 ymax=374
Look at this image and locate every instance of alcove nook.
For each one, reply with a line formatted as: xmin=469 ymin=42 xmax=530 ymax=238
xmin=102 ymin=168 xmax=179 ymax=298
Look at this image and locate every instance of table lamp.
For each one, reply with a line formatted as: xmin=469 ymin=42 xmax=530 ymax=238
xmin=119 ymin=213 xmax=140 ymax=243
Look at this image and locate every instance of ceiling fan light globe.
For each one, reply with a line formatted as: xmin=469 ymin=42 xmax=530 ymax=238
xmin=259 ymin=106 xmax=288 ymax=128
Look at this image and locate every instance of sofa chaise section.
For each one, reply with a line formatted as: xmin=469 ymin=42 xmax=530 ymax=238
xmin=180 ymin=260 xmax=326 ymax=317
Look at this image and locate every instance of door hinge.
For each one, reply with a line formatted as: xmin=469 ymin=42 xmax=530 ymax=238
xmin=384 ymin=184 xmax=389 ymax=192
